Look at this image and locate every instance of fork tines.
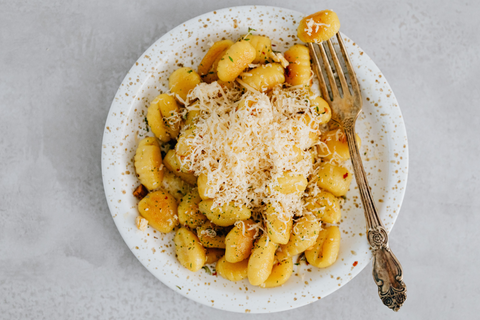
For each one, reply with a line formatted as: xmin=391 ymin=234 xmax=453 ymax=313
xmin=308 ymin=33 xmax=361 ymax=103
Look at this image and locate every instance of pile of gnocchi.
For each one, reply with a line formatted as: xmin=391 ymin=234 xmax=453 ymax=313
xmin=133 ymin=10 xmax=358 ymax=288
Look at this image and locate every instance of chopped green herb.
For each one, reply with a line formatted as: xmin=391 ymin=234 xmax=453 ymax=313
xmin=228 ymin=56 xmax=233 ymax=62
xmin=202 ymin=266 xmax=212 ymax=275
xmin=187 ymin=70 xmax=193 ymax=73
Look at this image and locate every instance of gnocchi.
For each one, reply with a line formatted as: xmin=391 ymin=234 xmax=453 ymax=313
xmin=276 ymin=214 xmax=320 ymax=261
xmin=198 ymin=199 xmax=251 ymax=227
xmin=305 ymin=226 xmax=341 ymax=268
xmin=297 ymin=10 xmax=341 ymax=43
xmin=197 ymin=172 xmax=214 ymax=200
xmin=316 ymin=162 xmax=353 ymax=197
xmin=178 ymin=188 xmax=207 ymax=228
xmin=138 ymin=188 xmax=178 ymax=233
xmin=147 ymin=93 xmax=182 ymax=142
xmin=305 ymin=190 xmax=341 ymax=224
xmin=270 ymin=171 xmax=308 ymax=195
xmin=161 ymin=168 xmax=192 ymax=201
xmin=217 ymin=40 xmax=256 ymax=82
xmin=217 ymin=256 xmax=249 ymax=282
xmin=244 ymin=35 xmax=274 ymax=64
xmin=198 ymin=40 xmax=235 ymax=76
xmin=205 ymin=248 xmax=225 ymax=264
xmin=317 ymin=129 xmax=361 ymax=162
xmin=264 ymin=203 xmax=293 ymax=245
xmin=309 ymin=92 xmax=331 ymax=124
xmin=284 ymin=44 xmax=312 ymax=87
xmin=225 ymin=219 xmax=257 ymax=263
xmin=174 ymin=227 xmax=206 ymax=272
xmin=163 ymin=149 xmax=197 ymax=185
xmin=240 ymin=63 xmax=285 ymax=92
xmin=169 ymin=67 xmax=201 ymax=102
xmin=197 ymin=221 xmax=227 ymax=248
xmin=134 ymin=137 xmax=164 ymax=191
xmin=260 ymin=257 xmax=293 ymax=288
xmin=248 ymin=234 xmax=278 ymax=286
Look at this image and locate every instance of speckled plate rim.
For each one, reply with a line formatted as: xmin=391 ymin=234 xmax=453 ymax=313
xmin=101 ymin=5 xmax=408 ymax=314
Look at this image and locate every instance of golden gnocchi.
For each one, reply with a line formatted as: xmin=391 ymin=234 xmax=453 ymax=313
xmin=248 ymin=234 xmax=278 ymax=286
xmin=163 ymin=149 xmax=197 ymax=185
xmin=260 ymin=257 xmax=293 ymax=288
xmin=244 ymin=35 xmax=274 ymax=64
xmin=309 ymin=92 xmax=332 ymax=124
xmin=134 ymin=137 xmax=164 ymax=191
xmin=305 ymin=226 xmax=341 ymax=268
xmin=225 ymin=219 xmax=257 ymax=263
xmin=284 ymin=44 xmax=312 ymax=87
xmin=198 ymin=40 xmax=235 ymax=76
xmin=205 ymin=248 xmax=225 ymax=264
xmin=138 ymin=188 xmax=178 ymax=233
xmin=161 ymin=169 xmax=192 ymax=201
xmin=270 ymin=171 xmax=308 ymax=195
xmin=177 ymin=188 xmax=207 ymax=228
xmin=297 ymin=10 xmax=341 ymax=43
xmin=317 ymin=129 xmax=362 ymax=162
xmin=198 ymin=199 xmax=251 ymax=227
xmin=240 ymin=63 xmax=285 ymax=92
xmin=217 ymin=40 xmax=256 ymax=82
xmin=305 ymin=190 xmax=341 ymax=223
xmin=217 ymin=256 xmax=249 ymax=281
xmin=275 ymin=214 xmax=320 ymax=261
xmin=197 ymin=221 xmax=227 ymax=248
xmin=174 ymin=227 xmax=206 ymax=272
xmin=316 ymin=162 xmax=353 ymax=197
xmin=264 ymin=203 xmax=293 ymax=245
xmin=169 ymin=67 xmax=201 ymax=102
xmin=147 ymin=94 xmax=179 ymax=142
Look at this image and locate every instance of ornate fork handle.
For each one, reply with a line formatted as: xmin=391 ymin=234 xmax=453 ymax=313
xmin=343 ymin=118 xmax=407 ymax=312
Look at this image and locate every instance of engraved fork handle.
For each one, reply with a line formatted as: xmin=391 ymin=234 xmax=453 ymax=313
xmin=343 ymin=117 xmax=407 ymax=312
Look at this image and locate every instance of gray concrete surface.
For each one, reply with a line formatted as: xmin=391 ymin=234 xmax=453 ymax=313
xmin=1 ymin=0 xmax=479 ymax=319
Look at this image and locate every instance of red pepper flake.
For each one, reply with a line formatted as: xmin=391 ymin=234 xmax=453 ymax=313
xmin=353 ymin=261 xmax=358 ymax=267
xmin=165 ymin=197 xmax=168 ymax=199
xmin=343 ymin=173 xmax=349 ymax=179
xmin=262 ymin=51 xmax=265 ymax=55
xmin=212 ymin=272 xmax=217 ymax=276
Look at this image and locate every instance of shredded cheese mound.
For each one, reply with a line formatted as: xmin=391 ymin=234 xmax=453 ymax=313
xmin=179 ymin=81 xmax=327 ymax=218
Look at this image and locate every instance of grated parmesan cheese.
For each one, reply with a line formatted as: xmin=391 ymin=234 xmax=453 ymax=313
xmin=178 ymin=82 xmax=326 ymax=220
xmin=304 ymin=18 xmax=331 ymax=38
xmin=136 ymin=216 xmax=148 ymax=232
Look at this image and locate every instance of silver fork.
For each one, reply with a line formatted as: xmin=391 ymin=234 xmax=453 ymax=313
xmin=308 ymin=34 xmax=407 ymax=312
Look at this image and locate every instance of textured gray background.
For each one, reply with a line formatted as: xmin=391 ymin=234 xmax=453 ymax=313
xmin=1 ymin=0 xmax=479 ymax=319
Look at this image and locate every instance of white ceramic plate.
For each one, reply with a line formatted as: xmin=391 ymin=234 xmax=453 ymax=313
xmin=101 ymin=6 xmax=408 ymax=313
